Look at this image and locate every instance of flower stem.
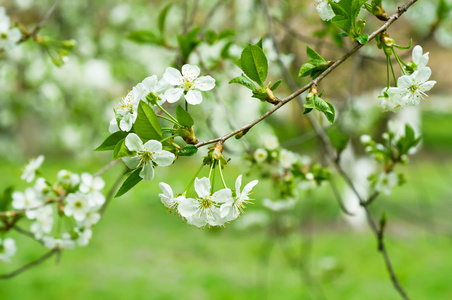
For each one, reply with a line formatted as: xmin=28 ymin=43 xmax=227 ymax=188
xmin=156 ymin=102 xmax=180 ymax=124
xmin=211 ymin=160 xmax=216 ymax=193
xmin=389 ymin=58 xmax=397 ymax=87
xmin=218 ymin=162 xmax=227 ymax=189
xmin=392 ymin=48 xmax=407 ymax=75
xmin=185 ymin=100 xmax=188 ymax=112
xmin=386 ymin=55 xmax=391 ymax=88
xmin=157 ymin=114 xmax=178 ymax=124
xmin=160 ymin=134 xmax=177 ymax=144
xmin=208 ymin=160 xmax=214 ymax=180
xmin=183 ymin=164 xmax=204 ymax=194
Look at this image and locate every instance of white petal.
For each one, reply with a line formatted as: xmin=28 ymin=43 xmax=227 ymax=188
xmin=420 ymin=80 xmax=436 ymax=93
xmin=235 ymin=175 xmax=242 ymax=195
xmin=397 ymin=75 xmax=413 ymax=89
xmin=164 ymin=88 xmax=184 ymax=103
xmin=178 ymin=198 xmax=199 ymax=218
xmin=412 ymin=45 xmax=423 ymax=65
xmin=163 ymin=67 xmax=183 ymax=85
xmin=185 ymin=90 xmax=203 ymax=105
xmin=415 ymin=67 xmax=431 ymax=83
xmin=159 ymin=182 xmax=173 ymax=199
xmin=242 ymin=180 xmax=258 ymax=195
xmin=125 ymin=133 xmax=143 ymax=151
xmin=181 ymin=64 xmax=200 ymax=82
xmin=140 ymin=164 xmax=155 ymax=181
xmin=192 ymin=75 xmax=215 ymax=91
xmin=108 ymin=118 xmax=119 ymax=133
xmin=141 ymin=75 xmax=158 ymax=92
xmin=212 ymin=188 xmax=233 ymax=204
xmin=122 ymin=156 xmax=140 ymax=169
xmin=154 ymin=151 xmax=175 ymax=167
xmin=194 ymin=177 xmax=210 ymax=198
xmin=143 ymin=139 xmax=162 ymax=152
xmin=93 ymin=176 xmax=105 ymax=190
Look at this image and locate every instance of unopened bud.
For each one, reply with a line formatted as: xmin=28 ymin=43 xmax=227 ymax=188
xmin=212 ymin=142 xmax=223 ymax=160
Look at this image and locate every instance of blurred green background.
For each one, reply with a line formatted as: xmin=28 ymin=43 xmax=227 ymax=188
xmin=1 ymin=0 xmax=452 ymax=299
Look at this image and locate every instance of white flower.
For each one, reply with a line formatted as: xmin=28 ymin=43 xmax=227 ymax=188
xmin=306 ymin=172 xmax=315 ymax=180
xmin=412 ymin=45 xmax=429 ymax=69
xmin=263 ymin=198 xmax=296 ymax=212
xmin=111 ymin=85 xmax=142 ymax=132
xmin=34 ymin=177 xmax=52 ymax=197
xmin=12 ymin=188 xmax=43 ymax=219
xmin=178 ymin=177 xmax=233 ymax=227
xmin=379 ymin=87 xmax=404 ymax=112
xmin=21 ymin=155 xmax=44 ymax=183
xmin=30 ymin=206 xmax=54 ymax=239
xmin=279 ymin=149 xmax=297 ymax=169
xmin=122 ymin=133 xmax=175 ymax=181
xmin=315 ymin=0 xmax=339 ymax=21
xmin=0 ymin=238 xmax=17 ymax=262
xmin=163 ymin=64 xmax=215 ymax=105
xmin=393 ymin=67 xmax=436 ymax=106
xmin=375 ymin=172 xmax=398 ymax=195
xmin=254 ymin=148 xmax=268 ymax=163
xmin=57 ymin=170 xmax=80 ymax=188
xmin=75 ymin=228 xmax=92 ymax=246
xmin=0 ymin=7 xmax=21 ymax=51
xmin=159 ymin=182 xmax=185 ymax=213
xmin=64 ymin=192 xmax=91 ymax=221
xmin=77 ymin=212 xmax=101 ymax=228
xmin=42 ymin=233 xmax=75 ymax=250
xmin=141 ymin=75 xmax=169 ymax=104
xmin=220 ymin=175 xmax=258 ymax=221
xmin=360 ymin=134 xmax=372 ymax=144
xmin=80 ymin=173 xmax=105 ymax=193
xmin=263 ymin=135 xmax=279 ymax=150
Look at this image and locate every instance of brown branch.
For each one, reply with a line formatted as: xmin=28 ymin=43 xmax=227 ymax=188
xmin=195 ymin=0 xmax=418 ymax=149
xmin=0 ymin=248 xmax=59 ymax=280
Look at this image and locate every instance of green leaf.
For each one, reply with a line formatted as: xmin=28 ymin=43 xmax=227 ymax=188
xmin=229 ymin=74 xmax=258 ymax=92
xmin=179 ymin=145 xmax=198 ymax=156
xmin=332 ymin=15 xmax=351 ymax=34
xmin=115 ymin=169 xmax=142 ymax=198
xmin=327 ymin=127 xmax=349 ymax=152
xmin=128 ymin=30 xmax=162 ymax=45
xmin=176 ymin=105 xmax=194 ymax=128
xmin=177 ymin=27 xmax=201 ymax=60
xmin=240 ymin=44 xmax=268 ymax=87
xmin=255 ymin=38 xmax=263 ymax=49
xmin=134 ymin=101 xmax=162 ymax=142
xmin=204 ymin=30 xmax=217 ymax=45
xmin=324 ymin=101 xmax=336 ymax=124
xmin=306 ymin=46 xmax=326 ymax=61
xmin=329 ymin=0 xmax=350 ymax=17
xmin=158 ymin=3 xmax=173 ymax=34
xmin=95 ymin=131 xmax=128 ymax=151
xmin=252 ymin=91 xmax=268 ymax=101
xmin=356 ymin=34 xmax=368 ymax=45
xmin=234 ymin=58 xmax=242 ymax=70
xmin=113 ymin=138 xmax=133 ymax=159
xmin=0 ymin=186 xmax=13 ymax=211
xmin=270 ymin=79 xmax=282 ymax=91
xmin=351 ymin=0 xmax=368 ymax=22
xmin=218 ymin=29 xmax=235 ymax=40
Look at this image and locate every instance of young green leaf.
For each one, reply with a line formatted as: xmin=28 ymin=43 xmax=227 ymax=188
xmin=176 ymin=105 xmax=195 ymax=128
xmin=306 ymin=46 xmax=326 ymax=61
xmin=229 ymin=74 xmax=258 ymax=92
xmin=356 ymin=34 xmax=369 ymax=45
xmin=134 ymin=101 xmax=163 ymax=142
xmin=270 ymin=79 xmax=282 ymax=91
xmin=158 ymin=3 xmax=173 ymax=34
xmin=128 ymin=30 xmax=162 ymax=45
xmin=324 ymin=101 xmax=336 ymax=124
xmin=240 ymin=44 xmax=268 ymax=87
xmin=115 ymin=169 xmax=142 ymax=198
xmin=0 ymin=186 xmax=13 ymax=211
xmin=95 ymin=131 xmax=128 ymax=151
xmin=113 ymin=139 xmax=133 ymax=159
xmin=179 ymin=145 xmax=198 ymax=156
xmin=177 ymin=27 xmax=201 ymax=60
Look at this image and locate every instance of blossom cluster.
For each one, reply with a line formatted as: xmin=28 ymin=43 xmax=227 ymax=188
xmin=380 ymin=45 xmax=436 ymax=112
xmin=159 ymin=175 xmax=258 ymax=228
xmin=0 ymin=156 xmax=107 ymax=262
xmin=109 ymin=64 xmax=215 ymax=133
xmin=0 ymin=7 xmax=21 ymax=51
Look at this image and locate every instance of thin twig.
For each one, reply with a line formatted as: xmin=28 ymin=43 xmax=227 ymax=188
xmin=0 ymin=248 xmax=59 ymax=280
xmin=93 ymin=159 xmax=121 ymax=177
xmin=200 ymin=0 xmax=228 ymax=34
xmin=0 ymin=199 xmax=58 ymax=217
xmin=99 ymin=169 xmax=126 ymax=216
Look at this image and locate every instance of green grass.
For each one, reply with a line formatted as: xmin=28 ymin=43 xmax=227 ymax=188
xmin=1 ymin=157 xmax=452 ymax=299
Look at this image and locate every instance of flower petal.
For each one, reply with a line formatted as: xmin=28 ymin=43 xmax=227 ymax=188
xmin=185 ymin=90 xmax=203 ymax=105
xmin=235 ymin=175 xmax=242 ymax=195
xmin=159 ymin=182 xmax=173 ymax=199
xmin=242 ymin=180 xmax=258 ymax=196
xmin=122 ymin=156 xmax=140 ymax=169
xmin=192 ymin=75 xmax=215 ymax=91
xmin=212 ymin=188 xmax=233 ymax=204
xmin=397 ymin=75 xmax=413 ymax=89
xmin=140 ymin=164 xmax=155 ymax=181
xmin=164 ymin=87 xmax=184 ymax=103
xmin=412 ymin=45 xmax=423 ymax=65
xmin=420 ymin=80 xmax=436 ymax=93
xmin=154 ymin=151 xmax=175 ymax=167
xmin=141 ymin=75 xmax=158 ymax=92
xmin=125 ymin=133 xmax=143 ymax=151
xmin=178 ymin=198 xmax=199 ymax=218
xmin=194 ymin=177 xmax=210 ymax=198
xmin=108 ymin=118 xmax=119 ymax=133
xmin=415 ymin=67 xmax=431 ymax=83
xmin=143 ymin=139 xmax=162 ymax=152
xmin=163 ymin=67 xmax=183 ymax=85
xmin=181 ymin=64 xmax=200 ymax=82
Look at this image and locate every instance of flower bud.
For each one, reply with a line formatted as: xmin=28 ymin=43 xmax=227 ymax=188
xmin=212 ymin=142 xmax=223 ymax=161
